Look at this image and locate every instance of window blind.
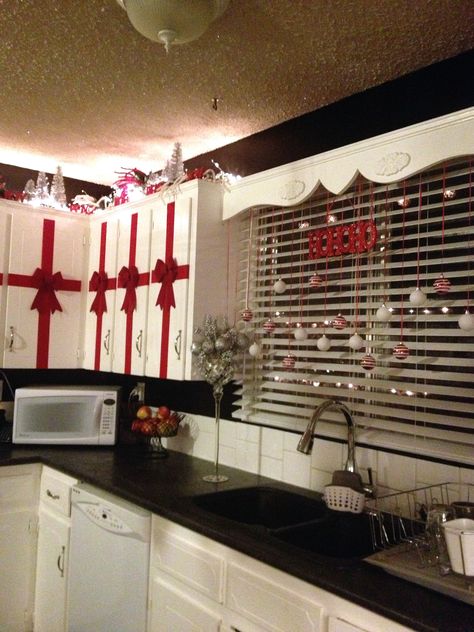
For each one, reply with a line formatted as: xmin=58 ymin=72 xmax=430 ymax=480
xmin=234 ymin=158 xmax=474 ymax=463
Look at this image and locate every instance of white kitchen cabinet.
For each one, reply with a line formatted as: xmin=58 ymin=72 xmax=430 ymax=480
xmin=148 ymin=577 xmax=222 ymax=632
xmin=328 ymin=617 xmax=369 ymax=632
xmin=1 ymin=204 xmax=87 ymax=369
xmin=145 ymin=180 xmax=229 ymax=380
xmin=0 ymin=463 xmax=40 ymax=632
xmin=112 ymin=201 xmax=152 ymax=375
xmin=34 ymin=466 xmax=78 ymax=632
xmin=83 ymin=216 xmax=119 ymax=371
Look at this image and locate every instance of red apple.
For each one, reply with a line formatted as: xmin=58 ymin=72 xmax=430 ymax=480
xmin=140 ymin=420 xmax=155 ymax=435
xmin=136 ymin=405 xmax=152 ymax=420
xmin=157 ymin=405 xmax=170 ymax=420
xmin=131 ymin=419 xmax=143 ymax=433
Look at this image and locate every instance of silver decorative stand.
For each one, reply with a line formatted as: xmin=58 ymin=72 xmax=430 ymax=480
xmin=203 ymin=388 xmax=228 ymax=483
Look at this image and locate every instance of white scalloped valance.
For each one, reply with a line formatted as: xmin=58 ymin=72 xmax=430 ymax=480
xmin=223 ymin=107 xmax=474 ymax=220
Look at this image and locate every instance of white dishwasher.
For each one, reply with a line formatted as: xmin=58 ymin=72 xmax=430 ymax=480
xmin=67 ymin=483 xmax=151 ymax=632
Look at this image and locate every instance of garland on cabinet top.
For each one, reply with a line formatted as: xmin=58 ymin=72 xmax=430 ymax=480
xmin=13 ymin=143 xmax=241 ymax=216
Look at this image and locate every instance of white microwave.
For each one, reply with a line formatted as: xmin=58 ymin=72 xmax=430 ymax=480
xmin=12 ymin=385 xmax=121 ymax=445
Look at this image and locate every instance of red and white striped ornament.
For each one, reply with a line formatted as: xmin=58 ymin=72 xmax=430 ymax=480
xmin=332 ymin=313 xmax=347 ymax=330
xmin=282 ymin=354 xmax=296 ymax=369
xmin=392 ymin=342 xmax=410 ymax=360
xmin=309 ymin=273 xmax=323 ymax=288
xmin=263 ymin=318 xmax=276 ymax=333
xmin=433 ymin=274 xmax=451 ymax=295
xmin=241 ymin=307 xmax=253 ymax=322
xmin=360 ymin=354 xmax=376 ymax=371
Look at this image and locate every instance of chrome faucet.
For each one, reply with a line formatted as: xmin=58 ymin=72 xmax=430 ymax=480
xmin=297 ymin=399 xmax=375 ymax=497
xmin=297 ymin=399 xmax=356 ymax=471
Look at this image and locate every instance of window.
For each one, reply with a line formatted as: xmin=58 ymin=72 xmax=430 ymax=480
xmin=234 ymin=158 xmax=474 ymax=465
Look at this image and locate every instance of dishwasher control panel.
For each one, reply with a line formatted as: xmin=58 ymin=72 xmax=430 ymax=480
xmin=77 ymin=501 xmax=134 ymax=534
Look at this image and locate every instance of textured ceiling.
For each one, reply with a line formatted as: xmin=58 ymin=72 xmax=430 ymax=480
xmin=1 ymin=0 xmax=473 ymax=186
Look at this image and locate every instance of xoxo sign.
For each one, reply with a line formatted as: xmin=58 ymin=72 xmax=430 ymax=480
xmin=308 ymin=219 xmax=377 ymax=260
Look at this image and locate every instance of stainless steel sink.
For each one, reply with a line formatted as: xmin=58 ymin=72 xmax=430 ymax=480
xmin=193 ymin=486 xmax=329 ymax=530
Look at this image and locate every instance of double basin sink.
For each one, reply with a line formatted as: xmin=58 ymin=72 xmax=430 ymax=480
xmin=193 ymin=485 xmax=375 ymax=560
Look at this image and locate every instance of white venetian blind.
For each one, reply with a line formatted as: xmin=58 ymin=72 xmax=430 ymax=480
xmin=234 ymin=158 xmax=474 ymax=463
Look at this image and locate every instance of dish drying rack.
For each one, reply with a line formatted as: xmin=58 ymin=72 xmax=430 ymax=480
xmin=365 ymin=482 xmax=474 ymax=605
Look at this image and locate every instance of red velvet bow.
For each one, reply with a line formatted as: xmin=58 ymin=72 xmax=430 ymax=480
xmin=153 ymin=258 xmax=178 ymax=310
xmin=118 ymin=265 xmax=139 ymax=314
xmin=30 ymin=268 xmax=63 ymax=314
xmin=89 ymin=271 xmax=109 ymax=316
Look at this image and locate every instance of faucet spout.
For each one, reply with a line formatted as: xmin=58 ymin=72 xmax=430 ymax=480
xmin=297 ymin=399 xmax=357 ymax=472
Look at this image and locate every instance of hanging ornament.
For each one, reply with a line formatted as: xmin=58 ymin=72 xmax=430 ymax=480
xmin=459 ymin=310 xmax=474 ymax=331
xmin=241 ymin=210 xmax=255 ymax=322
xmin=241 ymin=307 xmax=253 ymax=322
xmin=317 ymin=334 xmax=331 ymax=351
xmin=236 ymin=332 xmax=250 ymax=349
xmin=263 ymin=318 xmax=276 ymax=334
xmin=443 ymin=189 xmax=456 ymax=200
xmin=433 ymin=273 xmax=451 ymax=294
xmin=249 ymin=342 xmax=261 ymax=357
xmin=360 ymin=354 xmax=376 ymax=371
xmin=397 ymin=197 xmax=410 ymax=208
xmin=309 ymin=273 xmax=323 ymax=288
xmin=294 ymin=325 xmax=308 ymax=341
xmin=348 ymin=332 xmax=365 ymax=350
xmin=393 ymin=342 xmax=410 ymax=360
xmin=282 ymin=353 xmax=296 ymax=369
xmin=376 ymin=303 xmax=392 ymax=322
xmin=273 ymin=278 xmax=287 ymax=294
xmin=215 ymin=336 xmax=231 ymax=351
xmin=332 ymin=313 xmax=347 ymax=330
xmin=409 ymin=287 xmax=427 ymax=306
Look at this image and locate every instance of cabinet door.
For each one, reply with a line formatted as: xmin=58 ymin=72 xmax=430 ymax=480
xmin=112 ymin=207 xmax=151 ymax=375
xmin=146 ymin=198 xmax=191 ymax=379
xmin=0 ymin=208 xmax=11 ymax=361
xmin=328 ymin=619 xmax=369 ymax=632
xmin=4 ymin=212 xmax=85 ymax=368
xmin=83 ymin=217 xmax=118 ymax=371
xmin=34 ymin=508 xmax=70 ymax=632
xmin=148 ymin=575 xmax=221 ymax=632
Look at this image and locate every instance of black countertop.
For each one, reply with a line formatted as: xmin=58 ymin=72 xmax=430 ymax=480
xmin=1 ymin=444 xmax=472 ymax=632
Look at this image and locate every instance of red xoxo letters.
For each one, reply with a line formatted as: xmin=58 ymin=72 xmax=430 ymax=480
xmin=308 ymin=219 xmax=377 ymax=260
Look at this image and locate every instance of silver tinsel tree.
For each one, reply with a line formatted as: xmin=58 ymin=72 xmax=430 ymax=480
xmin=51 ymin=166 xmax=67 ymax=208
xmin=162 ymin=142 xmax=184 ymax=182
xmin=35 ymin=171 xmax=49 ymax=203
xmin=23 ymin=178 xmax=36 ymax=202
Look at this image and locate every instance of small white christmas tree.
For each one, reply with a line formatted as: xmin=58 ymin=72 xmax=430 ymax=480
xmin=35 ymin=171 xmax=49 ymax=203
xmin=51 ymin=166 xmax=67 ymax=208
xmin=23 ymin=179 xmax=36 ymax=202
xmin=162 ymin=142 xmax=184 ymax=182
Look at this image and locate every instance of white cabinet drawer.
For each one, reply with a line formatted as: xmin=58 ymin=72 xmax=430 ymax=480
xmin=151 ymin=519 xmax=224 ymax=603
xmin=0 ymin=463 xmax=40 ymax=512
xmin=40 ymin=466 xmax=77 ymax=517
xmin=226 ymin=563 xmax=324 ymax=632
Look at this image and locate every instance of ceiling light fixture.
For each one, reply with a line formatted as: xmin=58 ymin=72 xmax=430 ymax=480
xmin=116 ymin=0 xmax=230 ymax=52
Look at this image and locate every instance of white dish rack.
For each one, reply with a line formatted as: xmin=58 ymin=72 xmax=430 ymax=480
xmin=365 ymin=482 xmax=474 ymax=605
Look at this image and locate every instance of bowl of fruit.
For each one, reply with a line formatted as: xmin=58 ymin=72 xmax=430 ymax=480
xmin=131 ymin=405 xmax=184 ymax=457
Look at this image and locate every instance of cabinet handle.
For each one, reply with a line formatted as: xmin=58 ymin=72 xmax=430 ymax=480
xmin=57 ymin=545 xmax=65 ymax=577
xmin=46 ymin=489 xmax=60 ymax=500
xmin=135 ymin=329 xmax=143 ymax=357
xmin=8 ymin=326 xmax=14 ymax=352
xmin=174 ymin=329 xmax=182 ymax=360
xmin=103 ymin=329 xmax=111 ymax=355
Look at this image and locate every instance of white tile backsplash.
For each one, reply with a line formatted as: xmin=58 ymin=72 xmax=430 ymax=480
xmin=173 ymin=415 xmax=473 ymax=496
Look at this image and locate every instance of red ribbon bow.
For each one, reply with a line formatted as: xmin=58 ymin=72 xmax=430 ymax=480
xmin=118 ymin=265 xmax=139 ymax=314
xmin=89 ymin=271 xmax=109 ymax=316
xmin=153 ymin=258 xmax=178 ymax=310
xmin=30 ymin=268 xmax=64 ymax=314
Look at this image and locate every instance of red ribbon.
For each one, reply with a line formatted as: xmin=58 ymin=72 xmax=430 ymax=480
xmin=89 ymin=270 xmax=109 ymax=316
xmin=118 ymin=265 xmax=139 ymax=314
xmin=153 ymin=258 xmax=178 ymax=310
xmin=30 ymin=268 xmax=64 ymax=314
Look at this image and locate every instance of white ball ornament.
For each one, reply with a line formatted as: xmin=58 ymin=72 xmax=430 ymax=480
xmin=248 ymin=342 xmax=261 ymax=357
xmin=273 ymin=278 xmax=287 ymax=294
xmin=317 ymin=334 xmax=332 ymax=351
xmin=458 ymin=310 xmax=474 ymax=331
xmin=409 ymin=287 xmax=427 ymax=306
xmin=294 ymin=327 xmax=308 ymax=341
xmin=348 ymin=332 xmax=365 ymax=350
xmin=376 ymin=303 xmax=392 ymax=322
